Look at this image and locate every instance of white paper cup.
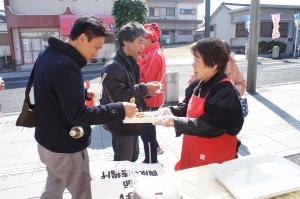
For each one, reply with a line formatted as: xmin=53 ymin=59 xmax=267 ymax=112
xmin=89 ymin=83 xmax=102 ymax=103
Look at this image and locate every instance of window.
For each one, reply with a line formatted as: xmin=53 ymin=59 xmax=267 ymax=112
xmin=166 ymin=8 xmax=175 ymax=16
xmin=161 ymin=30 xmax=169 ymax=35
xmin=279 ymin=22 xmax=288 ymax=37
xmin=149 ymin=8 xmax=154 ymax=16
xmin=178 ymin=30 xmax=193 ymax=35
xmin=21 ymin=31 xmax=59 ymax=64
xmin=260 ymin=21 xmax=272 ymax=37
xmin=149 ymin=7 xmax=175 ymax=16
xmin=260 ymin=21 xmax=288 ymax=37
xmin=210 ymin=26 xmax=214 ymax=32
xmin=0 ymin=34 xmax=9 ymax=45
xmin=161 ymin=8 xmax=167 ymax=16
xmin=149 ymin=7 xmax=160 ymax=17
xmin=180 ymin=9 xmax=196 ymax=15
xmin=236 ymin=23 xmax=248 ymax=37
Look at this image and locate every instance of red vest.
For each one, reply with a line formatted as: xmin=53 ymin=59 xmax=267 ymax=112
xmin=175 ymin=78 xmax=237 ymax=170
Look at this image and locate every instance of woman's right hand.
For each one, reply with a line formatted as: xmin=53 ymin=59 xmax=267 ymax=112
xmin=158 ymin=107 xmax=173 ymax=116
xmin=123 ymin=102 xmax=137 ymax=118
xmin=153 ymin=116 xmax=174 ymax=127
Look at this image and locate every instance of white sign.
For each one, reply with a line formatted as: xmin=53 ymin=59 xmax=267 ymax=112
xmin=271 ymin=13 xmax=280 ymax=39
xmin=90 ymin=160 xmax=164 ymax=199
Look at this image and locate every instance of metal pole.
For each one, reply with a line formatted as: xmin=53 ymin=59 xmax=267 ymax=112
xmin=204 ymin=0 xmax=210 ymax=38
xmin=246 ymin=0 xmax=260 ymax=93
xmin=294 ymin=26 xmax=299 ymax=58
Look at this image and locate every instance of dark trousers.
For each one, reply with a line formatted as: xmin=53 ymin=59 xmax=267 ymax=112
xmin=111 ymin=133 xmax=139 ymax=162
xmin=141 ymin=123 xmax=158 ymax=163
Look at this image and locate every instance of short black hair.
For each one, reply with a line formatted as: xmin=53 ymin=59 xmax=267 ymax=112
xmin=191 ymin=38 xmax=229 ymax=72
xmin=70 ymin=16 xmax=111 ymax=41
xmin=117 ymin=22 xmax=146 ymax=47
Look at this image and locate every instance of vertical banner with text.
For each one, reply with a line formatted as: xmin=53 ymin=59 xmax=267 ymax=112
xmin=244 ymin=15 xmax=250 ymax=58
xmin=271 ymin=13 xmax=280 ymax=39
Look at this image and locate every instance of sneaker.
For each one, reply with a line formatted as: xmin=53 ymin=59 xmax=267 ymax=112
xmin=157 ymin=146 xmax=164 ymax=155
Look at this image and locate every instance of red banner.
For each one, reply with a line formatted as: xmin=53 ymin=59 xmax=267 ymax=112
xmin=59 ymin=15 xmax=114 ymax=36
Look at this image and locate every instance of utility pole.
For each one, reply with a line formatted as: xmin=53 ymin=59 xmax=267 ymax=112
xmin=294 ymin=13 xmax=300 ymax=58
xmin=246 ymin=0 xmax=260 ymax=93
xmin=204 ymin=0 xmax=210 ymax=38
xmin=294 ymin=27 xmax=299 ymax=58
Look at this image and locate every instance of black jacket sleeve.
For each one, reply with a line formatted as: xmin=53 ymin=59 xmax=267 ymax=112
xmin=173 ymin=83 xmax=244 ymax=138
xmin=54 ymin=62 xmax=125 ymax=126
xmin=103 ymin=62 xmax=148 ymax=102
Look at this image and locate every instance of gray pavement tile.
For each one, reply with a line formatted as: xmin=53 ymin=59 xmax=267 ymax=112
xmin=0 ymin=130 xmax=18 ymax=145
xmin=0 ymin=143 xmax=28 ymax=159
xmin=0 ymin=182 xmax=44 ymax=199
xmin=261 ymin=142 xmax=290 ymax=153
xmin=29 ymin=170 xmax=47 ymax=184
xmin=0 ymin=157 xmax=19 ymax=168
xmin=3 ymin=172 xmax=33 ymax=190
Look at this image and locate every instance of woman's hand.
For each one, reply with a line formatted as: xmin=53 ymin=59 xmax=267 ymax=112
xmin=153 ymin=116 xmax=174 ymax=127
xmin=157 ymin=107 xmax=173 ymax=116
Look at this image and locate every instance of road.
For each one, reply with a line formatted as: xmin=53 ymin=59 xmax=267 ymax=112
xmin=1 ymin=58 xmax=300 ymax=113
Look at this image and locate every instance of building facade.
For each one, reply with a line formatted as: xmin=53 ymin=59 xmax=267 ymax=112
xmin=0 ymin=10 xmax=10 ymax=66
xmin=4 ymin=0 xmax=115 ymax=65
xmin=210 ymin=3 xmax=300 ymax=55
xmin=146 ymin=0 xmax=203 ymax=44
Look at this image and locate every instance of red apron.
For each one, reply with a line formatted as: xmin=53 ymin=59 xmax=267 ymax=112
xmin=175 ymin=78 xmax=237 ymax=170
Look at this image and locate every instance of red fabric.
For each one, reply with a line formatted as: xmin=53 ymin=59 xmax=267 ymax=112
xmin=175 ymin=78 xmax=237 ymax=171
xmin=144 ymin=23 xmax=161 ymax=42
xmin=84 ymin=80 xmax=94 ymax=106
xmin=59 ymin=15 xmax=114 ymax=36
xmin=138 ymin=42 xmax=166 ymax=108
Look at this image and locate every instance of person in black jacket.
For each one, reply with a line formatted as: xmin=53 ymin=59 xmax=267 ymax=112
xmin=155 ymin=38 xmax=244 ymax=170
xmin=34 ymin=16 xmax=137 ymax=199
xmin=101 ymin=22 xmax=161 ymax=162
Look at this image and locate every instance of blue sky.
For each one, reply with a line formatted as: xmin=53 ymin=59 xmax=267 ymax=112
xmin=1 ymin=0 xmax=299 ymax=13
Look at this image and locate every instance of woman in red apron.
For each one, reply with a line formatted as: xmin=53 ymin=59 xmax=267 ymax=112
xmin=154 ymin=38 xmax=244 ymax=170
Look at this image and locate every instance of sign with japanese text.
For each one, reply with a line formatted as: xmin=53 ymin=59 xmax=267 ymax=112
xmin=271 ymin=13 xmax=280 ymax=39
xmin=90 ymin=160 xmax=164 ymax=199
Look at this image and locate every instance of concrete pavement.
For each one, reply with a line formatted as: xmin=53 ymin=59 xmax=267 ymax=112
xmin=0 ymin=81 xmax=300 ymax=198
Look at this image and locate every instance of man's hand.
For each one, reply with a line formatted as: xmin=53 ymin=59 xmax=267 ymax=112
xmin=123 ymin=102 xmax=138 ymax=118
xmin=145 ymin=81 xmax=161 ymax=96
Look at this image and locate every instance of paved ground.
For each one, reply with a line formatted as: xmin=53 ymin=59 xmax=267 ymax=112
xmin=0 ymin=80 xmax=300 ymax=198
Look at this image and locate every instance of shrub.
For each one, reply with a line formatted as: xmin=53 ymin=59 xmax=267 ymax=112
xmin=258 ymin=40 xmax=286 ymax=53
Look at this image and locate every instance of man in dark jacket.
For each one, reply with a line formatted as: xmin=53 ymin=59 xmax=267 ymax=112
xmin=34 ymin=16 xmax=137 ymax=199
xmin=101 ymin=22 xmax=161 ymax=162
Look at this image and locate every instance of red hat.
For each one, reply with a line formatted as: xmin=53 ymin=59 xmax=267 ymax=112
xmin=144 ymin=23 xmax=161 ymax=42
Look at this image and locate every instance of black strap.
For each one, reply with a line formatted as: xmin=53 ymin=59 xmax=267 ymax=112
xmin=25 ymin=62 xmax=36 ymax=106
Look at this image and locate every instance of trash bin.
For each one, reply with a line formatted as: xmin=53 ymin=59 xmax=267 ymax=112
xmin=165 ymin=71 xmax=179 ymax=104
xmin=272 ymin=46 xmax=280 ymax=59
